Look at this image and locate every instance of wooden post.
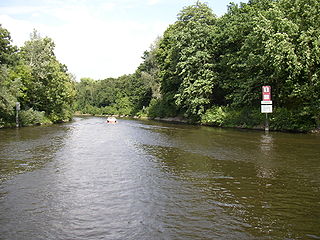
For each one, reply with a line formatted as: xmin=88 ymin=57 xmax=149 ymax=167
xmin=15 ymin=102 xmax=20 ymax=128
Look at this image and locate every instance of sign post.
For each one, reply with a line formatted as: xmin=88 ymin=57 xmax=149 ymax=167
xmin=15 ymin=102 xmax=20 ymax=128
xmin=261 ymin=86 xmax=272 ymax=132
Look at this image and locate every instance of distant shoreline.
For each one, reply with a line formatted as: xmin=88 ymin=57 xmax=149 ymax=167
xmin=73 ymin=113 xmax=320 ymax=134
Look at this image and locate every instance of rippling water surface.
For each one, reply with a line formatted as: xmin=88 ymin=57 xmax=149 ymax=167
xmin=0 ymin=117 xmax=319 ymax=239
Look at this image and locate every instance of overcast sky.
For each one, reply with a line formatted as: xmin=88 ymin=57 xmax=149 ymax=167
xmin=0 ymin=0 xmax=246 ymax=80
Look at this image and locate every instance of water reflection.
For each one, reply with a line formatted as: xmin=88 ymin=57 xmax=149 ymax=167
xmin=140 ymin=124 xmax=320 ymax=239
xmin=260 ymin=133 xmax=274 ymax=153
xmin=0 ymin=124 xmax=70 ymax=182
xmin=0 ymin=118 xmax=319 ymax=240
xmin=256 ymin=133 xmax=276 ymax=179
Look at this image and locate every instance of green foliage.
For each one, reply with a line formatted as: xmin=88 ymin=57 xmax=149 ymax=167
xmin=19 ymin=108 xmax=50 ymax=126
xmin=0 ymin=65 xmax=20 ymax=122
xmin=75 ymin=68 xmax=153 ymax=116
xmin=19 ymin=30 xmax=76 ymax=122
xmin=270 ymin=107 xmax=317 ymax=131
xmin=0 ymin=25 xmax=20 ymax=126
xmin=83 ymin=104 xmax=102 ymax=115
xmin=0 ymin=24 xmax=17 ymax=65
xmin=213 ymin=0 xmax=320 ymax=118
xmin=138 ymin=38 xmax=162 ymax=99
xmin=0 ymin=27 xmax=76 ymax=127
xmin=223 ymin=108 xmax=264 ymax=128
xmin=147 ymin=97 xmax=180 ymax=118
xmin=155 ymin=2 xmax=217 ymax=119
xmin=201 ymin=106 xmax=227 ymax=126
xmin=200 ymin=106 xmax=316 ymax=132
xmin=145 ymin=0 xmax=319 ymax=131
xmin=201 ymin=106 xmax=264 ymax=128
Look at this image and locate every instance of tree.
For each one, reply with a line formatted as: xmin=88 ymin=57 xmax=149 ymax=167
xmin=0 ymin=25 xmax=17 ymax=65
xmin=137 ymin=38 xmax=162 ymax=100
xmin=19 ymin=30 xmax=75 ymax=122
xmin=0 ymin=25 xmax=19 ymax=126
xmin=156 ymin=1 xmax=217 ymax=119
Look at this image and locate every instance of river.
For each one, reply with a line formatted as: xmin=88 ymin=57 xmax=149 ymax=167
xmin=0 ymin=117 xmax=319 ymax=240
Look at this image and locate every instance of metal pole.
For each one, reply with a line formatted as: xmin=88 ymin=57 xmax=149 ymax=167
xmin=265 ymin=113 xmax=269 ymax=132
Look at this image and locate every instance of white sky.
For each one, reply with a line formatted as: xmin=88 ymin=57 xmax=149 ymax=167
xmin=0 ymin=0 xmax=246 ymax=80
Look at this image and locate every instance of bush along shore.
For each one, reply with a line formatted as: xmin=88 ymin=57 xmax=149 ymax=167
xmin=74 ymin=111 xmax=319 ymax=134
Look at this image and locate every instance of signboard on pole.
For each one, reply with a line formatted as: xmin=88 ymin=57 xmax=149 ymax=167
xmin=261 ymin=101 xmax=272 ymax=105
xmin=261 ymin=86 xmax=272 ymax=131
xmin=261 ymin=86 xmax=272 ymax=113
xmin=261 ymin=104 xmax=272 ymax=113
xmin=262 ymin=86 xmax=271 ymax=101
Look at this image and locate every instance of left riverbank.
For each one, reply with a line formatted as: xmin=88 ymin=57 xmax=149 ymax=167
xmin=0 ymin=110 xmax=72 ymax=129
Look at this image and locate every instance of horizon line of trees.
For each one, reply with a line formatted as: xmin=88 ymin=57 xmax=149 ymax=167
xmin=75 ymin=0 xmax=320 ymax=131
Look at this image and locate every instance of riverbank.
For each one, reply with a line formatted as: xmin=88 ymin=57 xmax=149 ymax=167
xmin=3 ymin=112 xmax=317 ymax=134
xmin=0 ymin=117 xmax=71 ymax=129
xmin=73 ymin=113 xmax=320 ymax=134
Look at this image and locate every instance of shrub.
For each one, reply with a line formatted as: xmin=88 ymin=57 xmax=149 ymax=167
xmin=147 ymin=97 xmax=180 ymax=118
xmin=101 ymin=105 xmax=117 ymax=115
xmin=201 ymin=106 xmax=227 ymax=126
xmin=224 ymin=107 xmax=264 ymax=128
xmin=19 ymin=108 xmax=50 ymax=126
xmin=270 ymin=108 xmax=317 ymax=132
xmin=83 ymin=104 xmax=101 ymax=115
xmin=201 ymin=106 xmax=264 ymax=128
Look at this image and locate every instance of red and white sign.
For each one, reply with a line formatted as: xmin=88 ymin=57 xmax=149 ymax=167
xmin=262 ymin=86 xmax=271 ymax=101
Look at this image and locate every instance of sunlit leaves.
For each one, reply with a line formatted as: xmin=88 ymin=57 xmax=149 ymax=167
xmin=156 ymin=2 xmax=217 ymax=119
xmin=153 ymin=0 xmax=319 ymax=127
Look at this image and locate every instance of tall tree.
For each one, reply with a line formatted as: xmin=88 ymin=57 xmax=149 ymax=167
xmin=156 ymin=1 xmax=217 ymax=119
xmin=0 ymin=25 xmax=19 ymax=125
xmin=19 ymin=30 xmax=75 ymax=122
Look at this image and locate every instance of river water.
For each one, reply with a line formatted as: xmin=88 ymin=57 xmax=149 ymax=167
xmin=0 ymin=117 xmax=319 ymax=240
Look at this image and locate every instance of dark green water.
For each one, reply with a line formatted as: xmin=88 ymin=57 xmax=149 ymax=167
xmin=0 ymin=117 xmax=319 ymax=240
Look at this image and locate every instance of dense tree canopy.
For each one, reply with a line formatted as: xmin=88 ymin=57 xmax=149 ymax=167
xmin=147 ymin=0 xmax=319 ymax=130
xmin=1 ymin=0 xmax=319 ymax=131
xmin=74 ymin=0 xmax=319 ymax=131
xmin=0 ymin=25 xmax=20 ymax=126
xmin=0 ymin=27 xmax=75 ymax=127
xmin=19 ymin=30 xmax=76 ymax=121
xmin=161 ymin=2 xmax=217 ymax=118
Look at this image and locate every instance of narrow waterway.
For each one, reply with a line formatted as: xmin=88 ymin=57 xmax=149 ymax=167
xmin=0 ymin=117 xmax=319 ymax=240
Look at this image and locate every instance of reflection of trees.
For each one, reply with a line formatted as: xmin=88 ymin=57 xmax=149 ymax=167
xmin=140 ymin=143 xmax=212 ymax=177
xmin=140 ymin=126 xmax=320 ymax=239
xmin=0 ymin=125 xmax=69 ymax=182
